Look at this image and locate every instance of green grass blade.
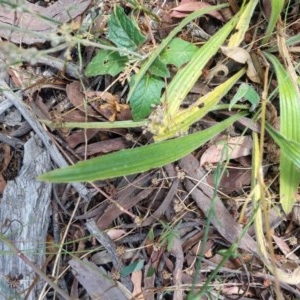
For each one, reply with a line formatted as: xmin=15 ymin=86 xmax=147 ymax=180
xmin=264 ymin=51 xmax=300 ymax=213
xmin=127 ymin=3 xmax=230 ymax=101
xmin=266 ymin=123 xmax=300 ymax=169
xmin=38 ymin=112 xmax=246 ymax=183
xmin=262 ymin=0 xmax=284 ymax=45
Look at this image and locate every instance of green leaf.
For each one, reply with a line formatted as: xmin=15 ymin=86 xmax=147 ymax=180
xmin=129 ymin=74 xmax=164 ymax=120
xmin=38 ymin=113 xmax=246 ymax=183
xmin=121 ymin=260 xmax=144 ymax=277
xmin=229 ymin=83 xmax=260 ymax=111
xmin=85 ymin=50 xmax=128 ymax=77
xmin=262 ymin=0 xmax=284 ymax=45
xmin=264 ymin=52 xmax=300 ymax=213
xmin=228 ymin=0 xmax=258 ymax=47
xmin=266 ymin=123 xmax=300 ymax=169
xmin=159 ymin=38 xmax=198 ymax=68
xmin=147 ymin=227 xmax=155 ymax=242
xmin=107 ymin=6 xmax=146 ymax=52
xmin=148 ymin=57 xmax=170 ymax=77
xmin=146 ymin=265 xmax=155 ymax=277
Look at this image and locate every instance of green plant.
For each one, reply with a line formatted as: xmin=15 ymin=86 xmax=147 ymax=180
xmin=40 ymin=1 xmax=300 ymax=215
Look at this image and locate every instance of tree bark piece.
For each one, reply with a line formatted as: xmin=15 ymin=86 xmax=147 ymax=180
xmin=0 ymin=0 xmax=92 ymax=44
xmin=0 ymin=135 xmax=51 ymax=300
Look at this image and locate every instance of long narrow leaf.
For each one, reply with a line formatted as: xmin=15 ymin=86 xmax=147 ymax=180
xmin=228 ymin=0 xmax=258 ymax=47
xmin=264 ymin=52 xmax=300 ymax=213
xmin=265 ymin=123 xmax=300 ymax=169
xmin=38 ymin=113 xmax=246 ymax=183
xmin=42 ymin=119 xmax=148 ymax=129
xmin=262 ymin=0 xmax=284 ymax=45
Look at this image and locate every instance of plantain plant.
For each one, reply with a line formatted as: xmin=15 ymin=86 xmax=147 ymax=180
xmin=39 ymin=1 xmax=300 ymax=217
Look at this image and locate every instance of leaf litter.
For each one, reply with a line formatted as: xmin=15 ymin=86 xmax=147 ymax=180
xmin=0 ymin=0 xmax=300 ymax=299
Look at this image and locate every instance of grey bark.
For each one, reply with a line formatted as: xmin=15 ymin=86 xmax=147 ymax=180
xmin=0 ymin=135 xmax=52 ymax=300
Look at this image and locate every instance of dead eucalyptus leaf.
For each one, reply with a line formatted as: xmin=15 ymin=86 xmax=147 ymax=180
xmin=171 ymin=2 xmax=224 ymax=21
xmin=260 ymin=0 xmax=272 ymax=20
xmin=200 ymin=136 xmax=253 ymax=166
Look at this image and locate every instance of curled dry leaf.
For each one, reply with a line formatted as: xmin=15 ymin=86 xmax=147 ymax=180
xmin=221 ymin=46 xmax=261 ymax=83
xmin=171 ymin=1 xmax=224 ymax=21
xmin=85 ymin=91 xmax=131 ymax=122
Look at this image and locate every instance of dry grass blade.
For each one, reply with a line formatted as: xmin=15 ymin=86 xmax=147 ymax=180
xmin=252 ymin=133 xmax=300 ymax=288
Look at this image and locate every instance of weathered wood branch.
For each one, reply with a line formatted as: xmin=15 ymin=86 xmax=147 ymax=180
xmin=0 ymin=136 xmax=51 ymax=300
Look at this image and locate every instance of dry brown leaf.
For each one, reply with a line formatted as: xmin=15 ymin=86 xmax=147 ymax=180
xmin=131 ymin=270 xmax=145 ymax=300
xmin=0 ymin=0 xmax=92 ymax=44
xmin=69 ymin=258 xmax=132 ymax=299
xmin=75 ymin=137 xmax=131 ymax=156
xmin=207 ymin=167 xmax=252 ymax=194
xmin=62 ymin=109 xmax=94 ymax=122
xmin=66 ymin=81 xmax=96 ymax=115
xmin=200 ymin=136 xmax=252 ymax=166
xmin=179 ymin=154 xmax=259 ymax=255
xmin=222 ymin=285 xmax=253 ymax=297
xmin=0 ymin=144 xmax=12 ymax=173
xmin=65 ymin=129 xmax=99 ymax=148
xmin=260 ymin=0 xmax=272 ymax=20
xmin=86 ymin=90 xmax=131 ymax=122
xmin=221 ymin=46 xmax=261 ymax=83
xmin=272 ymin=234 xmax=299 ymax=261
xmin=171 ymin=1 xmax=224 ymax=21
xmin=106 ymin=228 xmax=127 ymax=240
